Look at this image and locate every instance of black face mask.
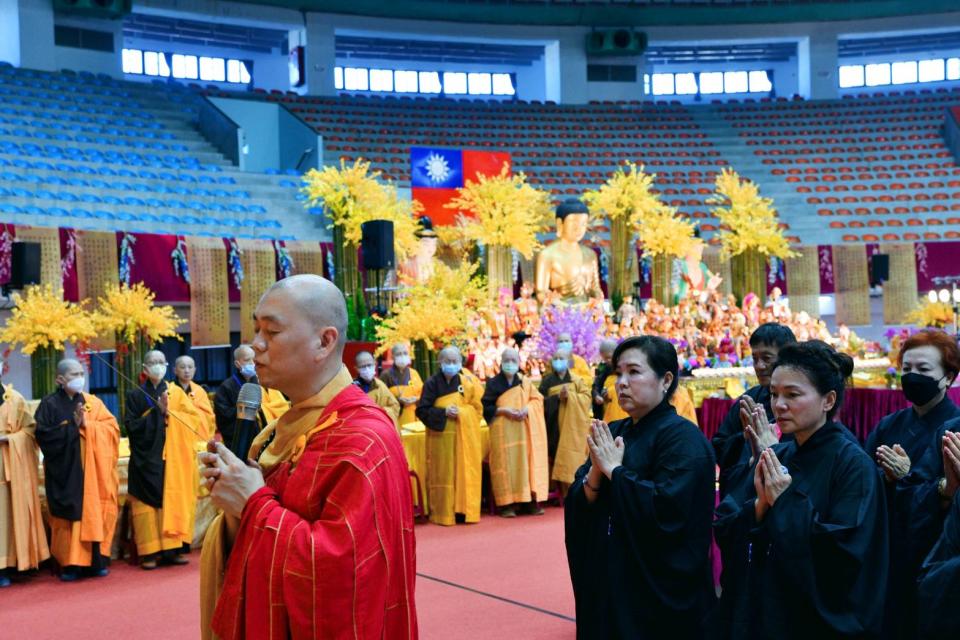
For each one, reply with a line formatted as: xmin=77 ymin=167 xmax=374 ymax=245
xmin=901 ymin=372 xmax=945 ymax=407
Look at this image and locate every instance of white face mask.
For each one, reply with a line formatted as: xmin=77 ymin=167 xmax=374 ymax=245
xmin=394 ymin=355 xmax=411 ymax=368
xmin=147 ymin=363 xmax=167 ymax=381
xmin=65 ymin=377 xmax=85 ymax=393
xmin=358 ymin=365 xmax=376 ymax=382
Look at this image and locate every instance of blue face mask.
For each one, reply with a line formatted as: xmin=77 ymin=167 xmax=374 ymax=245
xmin=501 ymin=362 xmax=519 ymax=376
xmin=441 ymin=363 xmax=461 ymax=377
xmin=240 ymin=363 xmax=256 ymax=378
xmin=552 ymin=359 xmax=568 ymax=373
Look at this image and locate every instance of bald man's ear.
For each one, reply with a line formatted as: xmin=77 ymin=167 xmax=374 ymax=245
xmin=317 ymin=325 xmax=340 ymax=360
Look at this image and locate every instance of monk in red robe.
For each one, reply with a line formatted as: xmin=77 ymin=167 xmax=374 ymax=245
xmin=199 ymin=274 xmax=417 ymax=640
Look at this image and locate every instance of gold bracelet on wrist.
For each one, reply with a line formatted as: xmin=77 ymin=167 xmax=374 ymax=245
xmin=938 ymin=477 xmax=949 ymax=499
xmin=584 ymin=480 xmax=601 ymax=492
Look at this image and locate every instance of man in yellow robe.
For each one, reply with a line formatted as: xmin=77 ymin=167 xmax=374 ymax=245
xmin=0 ymin=380 xmax=49 ymax=587
xmin=416 ymin=346 xmax=484 ymax=526
xmin=544 ymin=332 xmax=593 ymax=382
xmin=125 ymin=350 xmax=210 ymax=570
xmin=36 ymin=358 xmax=120 ymax=580
xmin=379 ymin=342 xmax=423 ymax=427
xmin=174 ymin=355 xmax=216 ymax=436
xmin=481 ymin=348 xmax=549 ymax=517
xmin=353 ymin=351 xmax=400 ymax=426
xmin=540 ymin=348 xmax=593 ymax=497
xmin=214 ymin=345 xmax=289 ymax=456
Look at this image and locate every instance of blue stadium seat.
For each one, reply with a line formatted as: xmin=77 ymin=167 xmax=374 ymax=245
xmin=0 ymin=203 xmax=23 ymax=214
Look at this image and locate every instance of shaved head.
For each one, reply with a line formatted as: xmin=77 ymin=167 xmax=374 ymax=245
xmin=500 ymin=348 xmax=519 ymax=361
xmin=144 ymin=350 xmax=166 ymax=366
xmin=57 ymin=358 xmax=84 ymax=377
xmin=175 ymin=355 xmax=195 ymax=368
xmin=438 ymin=346 xmax=462 ymax=364
xmin=355 ymin=351 xmax=374 ymax=367
xmin=234 ymin=345 xmax=254 ymax=361
xmin=599 ymin=339 xmax=618 ymax=356
xmin=260 ymin=275 xmax=348 ymax=350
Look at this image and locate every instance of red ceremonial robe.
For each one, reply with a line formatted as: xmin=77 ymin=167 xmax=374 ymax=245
xmin=207 ymin=380 xmax=417 ymax=640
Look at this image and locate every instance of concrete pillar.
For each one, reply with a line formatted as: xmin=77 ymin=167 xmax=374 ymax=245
xmin=0 ymin=0 xmax=20 ymax=66
xmin=304 ymin=15 xmax=335 ymax=97
xmin=799 ymin=30 xmax=838 ymax=100
xmin=18 ymin=0 xmax=56 ymax=71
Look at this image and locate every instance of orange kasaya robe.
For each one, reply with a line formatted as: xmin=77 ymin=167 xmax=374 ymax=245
xmin=126 ymin=382 xmax=208 ymax=556
xmin=259 ymin=386 xmax=290 ymax=424
xmin=426 ymin=372 xmax=484 ymax=526
xmin=602 ymin=375 xmax=700 ymax=427
xmin=489 ymin=378 xmax=549 ymax=506
xmin=0 ymin=384 xmax=50 ymax=571
xmin=548 ymin=376 xmax=593 ymax=485
xmin=382 ymin=367 xmax=423 ymax=427
xmin=364 ymin=377 xmax=401 ymax=427
xmin=181 ymin=380 xmax=217 ymax=440
xmin=199 ymin=366 xmax=417 ymax=640
xmin=44 ymin=394 xmax=120 ymax=568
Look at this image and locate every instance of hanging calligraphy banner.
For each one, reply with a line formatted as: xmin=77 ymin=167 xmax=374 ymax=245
xmin=238 ymin=239 xmax=277 ymax=344
xmin=785 ymin=246 xmax=820 ymax=318
xmin=187 ymin=238 xmax=229 ymax=347
xmin=832 ymin=244 xmax=871 ymax=326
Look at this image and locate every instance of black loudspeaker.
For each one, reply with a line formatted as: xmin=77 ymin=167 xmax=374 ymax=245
xmin=9 ymin=242 xmax=41 ymax=290
xmin=871 ymin=254 xmax=890 ymax=285
xmin=361 ymin=220 xmax=395 ymax=271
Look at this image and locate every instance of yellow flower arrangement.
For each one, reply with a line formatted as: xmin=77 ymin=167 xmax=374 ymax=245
xmin=0 ymin=284 xmax=97 ymax=354
xmin=583 ymin=161 xmax=696 ymax=258
xmin=707 ymin=168 xmax=797 ymax=260
xmin=94 ymin=282 xmax=184 ymax=345
xmin=444 ymin=164 xmax=552 ymax=259
xmin=301 ymin=158 xmax=420 ymax=261
xmin=375 ymin=262 xmax=489 ymax=354
xmin=904 ymin=299 xmax=954 ymax=328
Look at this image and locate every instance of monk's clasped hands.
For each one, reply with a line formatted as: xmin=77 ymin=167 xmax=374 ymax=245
xmin=199 ymin=440 xmax=266 ymax=519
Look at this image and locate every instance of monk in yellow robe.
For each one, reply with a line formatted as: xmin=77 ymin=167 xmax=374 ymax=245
xmin=353 ymin=351 xmax=400 ymax=426
xmin=379 ymin=342 xmax=423 ymax=427
xmin=544 ymin=332 xmax=593 ymax=382
xmin=125 ymin=350 xmax=210 ymax=570
xmin=174 ymin=355 xmax=216 ymax=436
xmin=36 ymin=359 xmax=120 ymax=580
xmin=481 ymin=348 xmax=549 ymax=517
xmin=0 ymin=380 xmax=49 ymax=586
xmin=540 ymin=349 xmax=593 ymax=497
xmin=416 ymin=346 xmax=484 ymax=526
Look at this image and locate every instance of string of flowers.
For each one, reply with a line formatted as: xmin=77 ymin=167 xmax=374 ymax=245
xmin=707 ymin=168 xmax=797 ymax=260
xmin=60 ymin=229 xmax=77 ymax=284
xmin=170 ymin=237 xmax=191 ymax=284
xmin=0 ymin=227 xmax=14 ymax=283
xmin=93 ymin=282 xmax=184 ymax=346
xmin=0 ymin=284 xmax=97 ymax=354
xmin=119 ymin=232 xmax=136 ymax=285
xmin=227 ymin=238 xmax=244 ymax=288
xmin=274 ymin=240 xmax=294 ymax=279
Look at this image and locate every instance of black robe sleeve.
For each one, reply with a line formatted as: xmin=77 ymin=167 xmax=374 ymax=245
xmin=481 ymin=376 xmax=503 ymax=424
xmin=35 ymin=394 xmax=84 ymax=521
xmin=213 ymin=377 xmax=239 ymax=440
xmin=917 ymin=493 xmax=960 ymax=639
xmin=124 ymin=387 xmax=166 ymax=508
xmin=415 ymin=375 xmax=448 ymax=431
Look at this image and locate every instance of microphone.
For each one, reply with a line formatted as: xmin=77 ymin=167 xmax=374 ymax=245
xmin=231 ymin=383 xmax=263 ymax=459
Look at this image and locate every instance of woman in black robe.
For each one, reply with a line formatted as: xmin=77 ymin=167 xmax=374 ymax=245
xmin=917 ymin=492 xmax=960 ymax=639
xmin=713 ymin=341 xmax=888 ymax=639
xmin=565 ymin=335 xmax=716 ymax=639
xmin=864 ymin=329 xmax=960 ymax=639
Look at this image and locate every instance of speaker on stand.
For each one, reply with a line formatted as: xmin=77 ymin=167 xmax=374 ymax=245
xmin=870 ymin=253 xmax=889 ymax=286
xmin=361 ymin=220 xmax=395 ymax=317
xmin=4 ymin=242 xmax=41 ymax=298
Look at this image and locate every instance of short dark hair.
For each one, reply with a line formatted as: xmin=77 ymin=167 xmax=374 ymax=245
xmin=612 ymin=335 xmax=680 ymax=400
xmin=771 ymin=340 xmax=854 ymax=419
xmin=749 ymin=322 xmax=797 ymax=349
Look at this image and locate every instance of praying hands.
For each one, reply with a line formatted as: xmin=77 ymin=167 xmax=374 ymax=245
xmin=199 ymin=440 xmax=266 ymax=519
xmin=587 ymin=419 xmax=624 ymax=480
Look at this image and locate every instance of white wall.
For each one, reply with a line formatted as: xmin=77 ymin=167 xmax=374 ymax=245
xmin=53 ymin=14 xmax=122 ymax=76
xmin=210 ymin=97 xmax=280 ymax=172
xmin=18 ymin=0 xmax=55 ymax=71
xmin=0 ymin=0 xmax=21 ymax=67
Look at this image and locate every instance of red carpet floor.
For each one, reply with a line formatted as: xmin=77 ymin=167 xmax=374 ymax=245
xmin=0 ymin=506 xmax=575 ymax=639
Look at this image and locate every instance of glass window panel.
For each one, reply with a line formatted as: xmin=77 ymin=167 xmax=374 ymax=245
xmin=651 ymin=73 xmax=675 ymax=95
xmin=395 ymin=70 xmax=418 ymax=93
xmin=643 ymin=73 xmax=650 ymax=94
xmin=143 ymin=51 xmax=159 ymax=76
xmin=418 ymin=71 xmax=441 ymax=93
xmin=227 ymin=60 xmax=241 ymax=84
xmin=865 ymin=63 xmax=891 ymax=87
xmin=724 ymin=70 xmax=748 ymax=94
xmin=838 ymin=64 xmax=865 ymax=88
xmin=674 ymin=73 xmax=698 ymax=95
xmin=492 ymin=73 xmax=515 ymax=95
xmin=948 ymin=58 xmax=960 ymax=80
xmin=200 ymin=57 xmax=225 ymax=82
xmin=157 ymin=53 xmax=170 ymax=78
xmin=172 ymin=54 xmax=198 ymax=80
xmin=122 ymin=49 xmax=143 ymax=75
xmin=918 ymin=59 xmax=945 ymax=83
xmin=699 ymin=71 xmax=723 ymax=94
xmin=748 ymin=70 xmax=772 ymax=92
xmin=443 ymin=71 xmax=467 ymax=94
xmin=468 ymin=72 xmax=491 ymax=95
xmin=344 ymin=67 xmax=368 ymax=91
xmin=334 ymin=66 xmax=344 ymax=90
xmin=239 ymin=62 xmax=251 ymax=84
xmin=891 ymin=60 xmax=917 ymax=85
xmin=369 ymin=69 xmax=393 ymax=92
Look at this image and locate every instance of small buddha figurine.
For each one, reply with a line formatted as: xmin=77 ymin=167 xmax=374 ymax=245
xmin=398 ymin=216 xmax=438 ymax=285
xmin=674 ymin=240 xmax=722 ymax=304
xmin=616 ymin=295 xmax=638 ymax=326
xmin=534 ymin=199 xmax=603 ymax=305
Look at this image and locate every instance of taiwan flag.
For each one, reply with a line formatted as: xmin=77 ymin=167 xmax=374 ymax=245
xmin=410 ymin=147 xmax=511 ymax=226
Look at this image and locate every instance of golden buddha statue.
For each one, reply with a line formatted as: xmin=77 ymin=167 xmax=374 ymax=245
xmin=534 ymin=199 xmax=603 ymax=305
